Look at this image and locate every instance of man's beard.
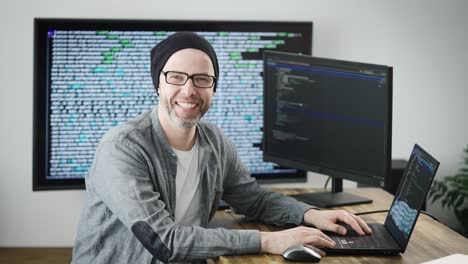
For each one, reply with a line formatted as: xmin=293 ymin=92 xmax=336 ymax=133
xmin=165 ymin=101 xmax=208 ymax=128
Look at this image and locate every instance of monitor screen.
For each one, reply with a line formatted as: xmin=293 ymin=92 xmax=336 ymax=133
xmin=33 ymin=19 xmax=312 ymax=190
xmin=263 ymin=50 xmax=392 ymax=189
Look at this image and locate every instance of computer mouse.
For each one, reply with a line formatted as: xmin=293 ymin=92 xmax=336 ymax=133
xmin=282 ymin=244 xmax=321 ymax=262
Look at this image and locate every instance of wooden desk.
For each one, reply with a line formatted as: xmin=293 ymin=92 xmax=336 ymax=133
xmin=0 ymin=248 xmax=72 ymax=264
xmin=1 ymin=188 xmax=466 ymax=264
xmin=209 ymin=188 xmax=468 ymax=264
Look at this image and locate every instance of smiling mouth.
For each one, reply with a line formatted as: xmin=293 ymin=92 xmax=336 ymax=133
xmin=176 ymin=102 xmax=198 ymax=110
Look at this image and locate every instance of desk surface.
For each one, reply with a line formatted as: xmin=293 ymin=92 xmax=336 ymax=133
xmin=209 ymin=188 xmax=468 ymax=264
xmin=1 ymin=188 xmax=466 ymax=264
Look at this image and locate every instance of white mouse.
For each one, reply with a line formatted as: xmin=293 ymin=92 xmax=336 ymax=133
xmin=282 ymin=244 xmax=321 ymax=262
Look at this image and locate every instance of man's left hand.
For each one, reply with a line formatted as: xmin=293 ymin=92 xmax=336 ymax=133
xmin=303 ymin=209 xmax=372 ymax=236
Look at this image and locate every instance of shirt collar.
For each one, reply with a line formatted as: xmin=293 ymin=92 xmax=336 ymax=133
xmin=150 ymin=106 xmax=212 ymax=156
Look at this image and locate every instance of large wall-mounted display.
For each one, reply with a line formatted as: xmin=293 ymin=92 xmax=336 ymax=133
xmin=33 ymin=18 xmax=312 ymax=190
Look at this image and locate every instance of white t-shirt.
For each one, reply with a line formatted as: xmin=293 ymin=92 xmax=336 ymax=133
xmin=171 ymin=138 xmax=202 ymax=226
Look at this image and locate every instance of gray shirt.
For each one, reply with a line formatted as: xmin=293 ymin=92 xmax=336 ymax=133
xmin=72 ymin=107 xmax=314 ymax=264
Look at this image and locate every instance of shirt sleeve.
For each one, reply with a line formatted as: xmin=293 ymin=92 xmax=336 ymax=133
xmin=87 ymin=136 xmax=261 ymax=263
xmin=221 ymin=135 xmax=316 ymax=226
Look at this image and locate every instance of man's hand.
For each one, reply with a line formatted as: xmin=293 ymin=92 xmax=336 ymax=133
xmin=304 ymin=209 xmax=372 ymax=236
xmin=260 ymin=226 xmax=335 ymax=256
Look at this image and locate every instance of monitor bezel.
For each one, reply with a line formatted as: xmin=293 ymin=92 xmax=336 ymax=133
xmin=32 ymin=18 xmax=313 ymax=191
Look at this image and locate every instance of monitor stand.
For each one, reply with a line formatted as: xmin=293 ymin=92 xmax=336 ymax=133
xmin=289 ymin=177 xmax=372 ymax=208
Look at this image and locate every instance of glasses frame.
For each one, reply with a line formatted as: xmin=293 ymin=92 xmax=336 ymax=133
xmin=161 ymin=70 xmax=217 ymax=88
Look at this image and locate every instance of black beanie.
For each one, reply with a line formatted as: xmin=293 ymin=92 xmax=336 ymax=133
xmin=150 ymin=32 xmax=219 ymax=94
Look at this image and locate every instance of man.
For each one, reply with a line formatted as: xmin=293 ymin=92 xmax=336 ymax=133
xmin=72 ymin=32 xmax=371 ymax=264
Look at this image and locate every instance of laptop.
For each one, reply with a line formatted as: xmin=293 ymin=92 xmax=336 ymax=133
xmin=323 ymin=144 xmax=440 ymax=255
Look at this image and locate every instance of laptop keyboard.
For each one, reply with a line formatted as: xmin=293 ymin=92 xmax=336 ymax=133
xmin=330 ymin=224 xmax=395 ymax=249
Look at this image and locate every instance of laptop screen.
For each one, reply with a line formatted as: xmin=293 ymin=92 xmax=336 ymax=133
xmin=384 ymin=144 xmax=440 ymax=252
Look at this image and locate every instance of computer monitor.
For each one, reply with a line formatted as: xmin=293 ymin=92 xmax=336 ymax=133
xmin=33 ymin=19 xmax=312 ymax=190
xmin=263 ymin=50 xmax=392 ymax=207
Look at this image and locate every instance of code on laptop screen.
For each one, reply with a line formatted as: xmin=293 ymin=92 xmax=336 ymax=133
xmin=385 ymin=144 xmax=439 ymax=250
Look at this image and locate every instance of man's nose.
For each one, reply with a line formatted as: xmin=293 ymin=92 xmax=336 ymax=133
xmin=179 ymin=79 xmax=196 ymax=96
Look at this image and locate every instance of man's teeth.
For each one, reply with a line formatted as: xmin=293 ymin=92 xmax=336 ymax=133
xmin=178 ymin=102 xmax=197 ymax=109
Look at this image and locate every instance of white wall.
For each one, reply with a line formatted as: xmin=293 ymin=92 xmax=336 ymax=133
xmin=1 ymin=0 xmax=467 ymax=246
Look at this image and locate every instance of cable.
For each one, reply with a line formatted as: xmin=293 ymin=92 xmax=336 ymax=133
xmin=355 ymin=210 xmax=388 ymax=216
xmin=354 ymin=209 xmax=441 ymax=223
xmin=324 ymin=176 xmax=331 ymax=189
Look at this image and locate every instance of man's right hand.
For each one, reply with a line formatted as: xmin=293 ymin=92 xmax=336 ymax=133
xmin=260 ymin=226 xmax=335 ymax=256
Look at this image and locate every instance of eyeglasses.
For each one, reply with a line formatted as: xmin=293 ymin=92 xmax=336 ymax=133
xmin=161 ymin=71 xmax=216 ymax=88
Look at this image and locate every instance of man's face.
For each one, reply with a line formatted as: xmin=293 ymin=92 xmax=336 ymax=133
xmin=158 ymin=48 xmax=215 ymax=128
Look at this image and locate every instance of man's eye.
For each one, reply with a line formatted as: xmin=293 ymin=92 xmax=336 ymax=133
xmin=194 ymin=76 xmax=211 ymax=84
xmin=169 ymin=74 xmax=185 ymax=81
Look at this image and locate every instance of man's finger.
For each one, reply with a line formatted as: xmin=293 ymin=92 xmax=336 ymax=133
xmin=320 ymin=222 xmax=347 ymax=235
xmin=301 ymin=227 xmax=336 ymax=244
xmin=352 ymin=214 xmax=372 ymax=234
xmin=302 ymin=235 xmax=335 ymax=249
xmin=336 ymin=213 xmax=365 ymax=236
xmin=313 ymin=229 xmax=335 ymax=245
xmin=335 ymin=223 xmax=348 ymax=235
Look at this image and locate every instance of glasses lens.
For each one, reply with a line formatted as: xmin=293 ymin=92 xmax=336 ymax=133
xmin=166 ymin=72 xmax=187 ymax=85
xmin=193 ymin=75 xmax=214 ymax=88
